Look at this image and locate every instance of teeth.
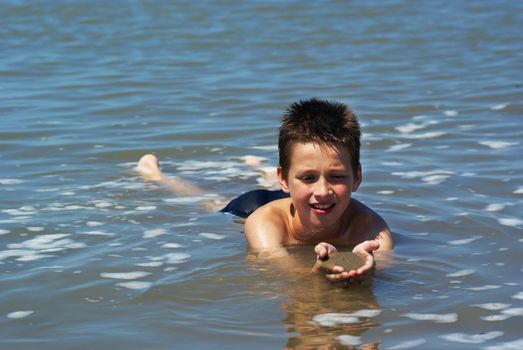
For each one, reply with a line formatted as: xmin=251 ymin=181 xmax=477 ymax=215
xmin=312 ymin=204 xmax=333 ymax=210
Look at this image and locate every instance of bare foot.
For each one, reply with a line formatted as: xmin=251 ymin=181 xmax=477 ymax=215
xmin=242 ymin=155 xmax=278 ymax=189
xmin=243 ymin=155 xmax=263 ymax=168
xmin=137 ymin=154 xmax=163 ymax=181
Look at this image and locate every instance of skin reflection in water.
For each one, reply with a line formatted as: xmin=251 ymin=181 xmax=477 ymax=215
xmin=248 ymin=247 xmax=381 ymax=349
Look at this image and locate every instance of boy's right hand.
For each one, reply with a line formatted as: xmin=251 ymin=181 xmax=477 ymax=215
xmin=313 ymin=242 xmax=345 ymax=280
xmin=314 ymin=242 xmax=337 ymax=261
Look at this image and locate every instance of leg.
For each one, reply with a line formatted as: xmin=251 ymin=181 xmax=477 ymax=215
xmin=137 ymin=154 xmax=204 ymax=195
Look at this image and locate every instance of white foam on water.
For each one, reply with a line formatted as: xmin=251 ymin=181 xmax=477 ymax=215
xmin=512 ymin=291 xmax=523 ymax=300
xmin=472 ymin=303 xmax=511 ymax=311
xmin=100 ymin=271 xmax=151 ymax=280
xmin=481 ymin=314 xmax=512 ymax=321
xmin=2 ymin=208 xmax=37 ymax=216
xmin=350 ymin=309 xmax=382 ymax=318
xmin=490 ymin=103 xmax=508 ymax=110
xmin=396 ymin=121 xmax=437 ymax=133
xmin=177 ymin=160 xmax=240 ymax=172
xmin=337 ymin=335 xmax=361 ymax=346
xmin=0 ymin=179 xmax=25 ymax=185
xmin=312 ymin=313 xmax=359 ymax=326
xmin=501 ymin=308 xmax=523 ymax=316
xmin=80 ymin=180 xmax=142 ymax=191
xmin=514 ymin=186 xmax=523 ymax=194
xmin=143 ymin=228 xmax=167 ymax=239
xmin=458 ymin=124 xmax=475 ymax=130
xmin=387 ymin=339 xmax=427 ymax=349
xmin=402 ymin=312 xmax=458 ymax=323
xmin=498 ymin=218 xmax=523 ymax=227
xmin=377 ymin=190 xmax=395 ymax=195
xmin=448 ymin=235 xmax=482 ymax=245
xmin=439 ymin=331 xmax=503 ymax=344
xmin=484 ymin=203 xmax=506 ymax=212
xmin=60 ymin=191 xmax=76 ymax=196
xmin=64 ymin=205 xmax=87 ymax=210
xmin=381 ymin=161 xmax=404 ymax=167
xmin=199 ymin=233 xmax=225 ymax=240
xmin=86 ymin=221 xmax=104 ymax=227
xmin=392 ymin=170 xmax=454 ymax=180
xmin=251 ymin=145 xmax=278 ymax=151
xmin=16 ymin=253 xmax=54 ymax=262
xmin=8 ymin=234 xmax=72 ymax=250
xmin=163 ymin=196 xmax=209 ymax=204
xmin=135 ymin=205 xmax=156 ymax=211
xmin=422 ymin=174 xmax=450 ymax=185
xmin=479 ymin=140 xmax=519 ymax=149
xmin=446 ymin=197 xmax=459 ymax=201
xmin=35 ymin=187 xmax=60 ymax=192
xmin=163 ymin=253 xmax=190 ymax=264
xmin=387 ymin=143 xmax=412 ymax=151
xmin=312 ymin=309 xmax=381 ymax=327
xmin=7 ymin=311 xmax=34 ymax=319
xmin=26 ymin=226 xmax=45 ymax=232
xmin=135 ymin=261 xmax=163 ymax=267
xmin=400 ymin=131 xmax=446 ymax=139
xmin=116 ymin=281 xmax=152 ymax=290
xmin=467 ymin=285 xmax=502 ymax=291
xmin=0 ymin=250 xmax=35 ymax=261
xmin=444 ymin=110 xmax=459 ymax=117
xmin=461 ymin=172 xmax=476 ymax=177
xmin=161 ymin=243 xmax=183 ymax=249
xmin=90 ymin=200 xmax=114 ymax=208
xmin=484 ymin=338 xmax=523 ymax=350
xmin=81 ymin=230 xmax=115 ymax=237
xmin=0 ymin=229 xmax=11 ymax=235
xmin=446 ymin=269 xmax=475 ymax=278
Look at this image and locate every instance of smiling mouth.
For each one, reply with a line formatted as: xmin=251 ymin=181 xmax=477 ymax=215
xmin=310 ymin=203 xmax=335 ymax=211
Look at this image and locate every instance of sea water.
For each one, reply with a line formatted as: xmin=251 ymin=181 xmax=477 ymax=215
xmin=1 ymin=1 xmax=522 ymax=349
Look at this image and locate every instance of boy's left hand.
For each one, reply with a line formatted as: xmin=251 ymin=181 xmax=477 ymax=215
xmin=314 ymin=240 xmax=380 ymax=284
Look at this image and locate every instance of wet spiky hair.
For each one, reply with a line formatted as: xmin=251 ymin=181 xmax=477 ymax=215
xmin=278 ymin=98 xmax=361 ymax=178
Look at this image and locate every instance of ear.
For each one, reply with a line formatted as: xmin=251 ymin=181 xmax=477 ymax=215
xmin=352 ymin=164 xmax=362 ymax=192
xmin=277 ymin=166 xmax=290 ymax=193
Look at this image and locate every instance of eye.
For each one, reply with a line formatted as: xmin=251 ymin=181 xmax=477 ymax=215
xmin=299 ymin=174 xmax=317 ymax=183
xmin=330 ymin=174 xmax=348 ymax=182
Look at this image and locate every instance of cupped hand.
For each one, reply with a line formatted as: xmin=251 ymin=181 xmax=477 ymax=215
xmin=350 ymin=239 xmax=380 ymax=278
xmin=314 ymin=240 xmax=380 ymax=284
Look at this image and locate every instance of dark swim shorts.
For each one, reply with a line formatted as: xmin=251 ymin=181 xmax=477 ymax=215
xmin=219 ymin=189 xmax=289 ymax=218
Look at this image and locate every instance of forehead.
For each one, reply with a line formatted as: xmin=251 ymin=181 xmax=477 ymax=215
xmin=289 ymin=142 xmax=351 ymax=166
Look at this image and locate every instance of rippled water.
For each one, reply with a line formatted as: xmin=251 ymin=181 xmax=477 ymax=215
xmin=1 ymin=1 xmax=522 ymax=349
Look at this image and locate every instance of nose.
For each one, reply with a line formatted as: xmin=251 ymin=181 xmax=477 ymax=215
xmin=314 ymin=178 xmax=332 ymax=197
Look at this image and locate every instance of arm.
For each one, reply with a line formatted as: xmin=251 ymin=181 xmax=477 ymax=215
xmin=244 ymin=205 xmax=317 ymax=274
xmin=244 ymin=205 xmax=288 ymax=255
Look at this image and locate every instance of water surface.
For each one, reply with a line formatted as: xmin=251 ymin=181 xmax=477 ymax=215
xmin=1 ymin=1 xmax=522 ymax=349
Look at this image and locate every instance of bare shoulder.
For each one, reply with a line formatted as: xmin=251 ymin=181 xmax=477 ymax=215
xmin=244 ymin=198 xmax=291 ymax=250
xmin=349 ymin=198 xmax=394 ymax=251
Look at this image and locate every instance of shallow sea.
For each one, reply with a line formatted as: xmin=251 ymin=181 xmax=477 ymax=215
xmin=1 ymin=1 xmax=522 ymax=349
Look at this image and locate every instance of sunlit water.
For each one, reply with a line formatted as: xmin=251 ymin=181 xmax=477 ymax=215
xmin=1 ymin=1 xmax=522 ymax=349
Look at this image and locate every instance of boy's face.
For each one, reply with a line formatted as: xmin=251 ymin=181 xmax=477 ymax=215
xmin=277 ymin=142 xmax=361 ymax=229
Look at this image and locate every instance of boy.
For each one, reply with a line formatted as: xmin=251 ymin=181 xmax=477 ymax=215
xmin=138 ymin=98 xmax=393 ymax=283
